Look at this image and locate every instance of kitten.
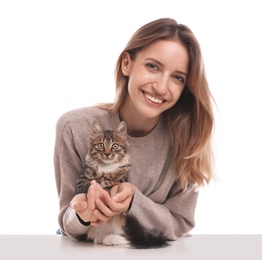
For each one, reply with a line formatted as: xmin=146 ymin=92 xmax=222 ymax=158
xmin=75 ymin=121 xmax=168 ymax=248
xmin=76 ymin=121 xmax=130 ymax=195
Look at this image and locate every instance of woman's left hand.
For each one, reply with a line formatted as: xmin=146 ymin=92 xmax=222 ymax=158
xmin=109 ymin=182 xmax=136 ymax=212
xmin=90 ymin=181 xmax=135 ymax=225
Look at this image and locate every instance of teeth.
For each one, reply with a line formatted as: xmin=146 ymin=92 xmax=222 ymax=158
xmin=145 ymin=94 xmax=163 ymax=104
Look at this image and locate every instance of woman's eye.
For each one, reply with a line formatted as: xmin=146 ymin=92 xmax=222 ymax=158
xmin=97 ymin=143 xmax=104 ymax=150
xmin=173 ymin=75 xmax=185 ymax=84
xmin=146 ymin=63 xmax=158 ymax=70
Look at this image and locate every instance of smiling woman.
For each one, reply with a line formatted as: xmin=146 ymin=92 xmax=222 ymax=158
xmin=54 ymin=17 xmax=215 ymax=248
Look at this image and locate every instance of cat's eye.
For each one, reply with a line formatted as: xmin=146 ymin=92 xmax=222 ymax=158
xmin=97 ymin=143 xmax=104 ymax=150
xmin=111 ymin=143 xmax=119 ymax=150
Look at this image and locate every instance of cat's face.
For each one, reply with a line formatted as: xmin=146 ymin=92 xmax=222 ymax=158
xmin=92 ymin=135 xmax=125 ymax=164
xmin=87 ymin=121 xmax=128 ymax=164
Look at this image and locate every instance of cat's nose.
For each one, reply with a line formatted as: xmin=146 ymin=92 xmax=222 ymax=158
xmin=104 ymin=153 xmax=110 ymax=158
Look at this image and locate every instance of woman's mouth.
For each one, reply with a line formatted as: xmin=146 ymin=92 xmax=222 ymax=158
xmin=144 ymin=93 xmax=164 ymax=104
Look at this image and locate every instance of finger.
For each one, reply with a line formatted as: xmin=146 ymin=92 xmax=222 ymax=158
xmin=71 ymin=201 xmax=87 ymax=211
xmin=109 ymin=185 xmax=126 ymax=202
xmin=112 ymin=187 xmax=131 ymax=203
xmin=112 ymin=184 xmax=136 ymax=203
xmin=87 ymin=185 xmax=96 ymax=209
xmin=92 ymin=209 xmax=111 ymax=223
xmin=70 ymin=193 xmax=87 ymax=211
xmin=110 ymin=185 xmax=119 ymax=197
xmin=95 ymin=197 xmax=114 ymax=217
xmin=91 ymin=180 xmax=97 ymax=186
xmin=91 ymin=219 xmax=103 ymax=227
xmin=102 ymin=193 xmax=125 ymax=212
xmin=112 ymin=192 xmax=126 ymax=203
xmin=93 ymin=181 xmax=103 ymax=192
xmin=100 ymin=189 xmax=120 ymax=210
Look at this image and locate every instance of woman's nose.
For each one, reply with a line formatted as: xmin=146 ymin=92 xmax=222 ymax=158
xmin=152 ymin=76 xmax=169 ymax=95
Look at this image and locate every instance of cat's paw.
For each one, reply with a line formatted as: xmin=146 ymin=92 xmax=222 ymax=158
xmin=103 ymin=234 xmax=130 ymax=246
xmin=93 ymin=237 xmax=103 ymax=244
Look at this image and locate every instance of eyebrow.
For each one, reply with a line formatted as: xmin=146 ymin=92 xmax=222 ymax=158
xmin=145 ymin=58 xmax=188 ymax=77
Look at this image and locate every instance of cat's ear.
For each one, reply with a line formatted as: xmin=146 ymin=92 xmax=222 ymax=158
xmin=91 ymin=121 xmax=103 ymax=136
xmin=115 ymin=121 xmax=127 ymax=137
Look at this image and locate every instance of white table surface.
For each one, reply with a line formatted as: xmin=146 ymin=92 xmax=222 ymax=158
xmin=0 ymin=234 xmax=261 ymax=260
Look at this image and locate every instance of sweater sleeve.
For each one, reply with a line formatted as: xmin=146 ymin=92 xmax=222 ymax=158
xmin=54 ymin=113 xmax=91 ymax=240
xmin=127 ymin=184 xmax=198 ymax=240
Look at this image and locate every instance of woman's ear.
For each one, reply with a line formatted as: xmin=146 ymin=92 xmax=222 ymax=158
xmin=121 ymin=52 xmax=131 ymax=76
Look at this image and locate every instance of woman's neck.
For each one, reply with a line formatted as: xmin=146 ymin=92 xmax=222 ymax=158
xmin=119 ymin=105 xmax=161 ymax=138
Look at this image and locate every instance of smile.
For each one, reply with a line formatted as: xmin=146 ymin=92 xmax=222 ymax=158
xmin=145 ymin=93 xmax=164 ymax=104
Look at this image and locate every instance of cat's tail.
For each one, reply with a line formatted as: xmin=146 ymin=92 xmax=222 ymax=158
xmin=124 ymin=215 xmax=169 ymax=249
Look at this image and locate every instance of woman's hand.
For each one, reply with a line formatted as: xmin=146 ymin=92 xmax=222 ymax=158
xmin=90 ymin=181 xmax=136 ymax=226
xmin=71 ymin=181 xmax=136 ymax=226
xmin=93 ymin=182 xmax=136 ymax=219
xmin=109 ymin=182 xmax=136 ymax=212
xmin=70 ymin=181 xmax=111 ymax=225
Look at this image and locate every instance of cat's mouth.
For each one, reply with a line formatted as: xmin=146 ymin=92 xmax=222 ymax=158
xmin=101 ymin=158 xmax=113 ymax=163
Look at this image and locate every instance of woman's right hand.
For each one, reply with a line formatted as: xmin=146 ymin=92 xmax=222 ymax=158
xmin=70 ymin=184 xmax=98 ymax=223
xmin=70 ymin=182 xmax=112 ymax=225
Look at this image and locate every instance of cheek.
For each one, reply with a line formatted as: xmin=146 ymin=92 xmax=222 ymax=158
xmin=170 ymin=86 xmax=185 ymax=103
xmin=126 ymin=76 xmax=140 ymax=95
xmin=127 ymin=67 xmax=155 ymax=91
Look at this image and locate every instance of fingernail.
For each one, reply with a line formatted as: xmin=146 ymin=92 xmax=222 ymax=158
xmin=112 ymin=196 xmax=118 ymax=202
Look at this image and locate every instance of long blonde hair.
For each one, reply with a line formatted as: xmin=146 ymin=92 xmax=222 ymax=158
xmin=98 ymin=18 xmax=215 ymax=190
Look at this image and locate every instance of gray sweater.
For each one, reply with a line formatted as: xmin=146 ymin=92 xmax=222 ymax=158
xmin=54 ymin=106 xmax=198 ymax=240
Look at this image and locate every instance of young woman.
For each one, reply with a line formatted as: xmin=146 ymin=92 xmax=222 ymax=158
xmin=54 ymin=17 xmax=215 ymax=245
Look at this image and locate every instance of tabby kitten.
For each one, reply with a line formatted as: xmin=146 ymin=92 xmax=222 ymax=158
xmin=75 ymin=121 xmax=168 ymax=248
xmin=76 ymin=121 xmax=131 ymax=195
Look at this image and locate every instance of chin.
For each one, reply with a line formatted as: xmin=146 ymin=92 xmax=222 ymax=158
xmin=142 ymin=107 xmax=166 ymax=119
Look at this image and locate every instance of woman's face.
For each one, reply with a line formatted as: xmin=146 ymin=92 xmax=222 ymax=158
xmin=122 ymin=39 xmax=189 ymax=122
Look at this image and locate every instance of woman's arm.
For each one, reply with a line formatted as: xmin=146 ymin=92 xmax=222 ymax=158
xmin=54 ymin=113 xmax=91 ymax=239
xmin=127 ymin=184 xmax=198 ymax=240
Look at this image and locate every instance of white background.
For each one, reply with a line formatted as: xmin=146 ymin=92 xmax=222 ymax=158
xmin=0 ymin=0 xmax=261 ymax=234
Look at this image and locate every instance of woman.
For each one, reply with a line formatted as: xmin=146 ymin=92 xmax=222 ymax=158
xmin=54 ymin=17 xmax=215 ymax=245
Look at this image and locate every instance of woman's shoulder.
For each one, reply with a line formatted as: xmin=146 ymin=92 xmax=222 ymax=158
xmin=58 ymin=106 xmax=106 ymax=120
xmin=56 ymin=106 xmax=110 ymax=129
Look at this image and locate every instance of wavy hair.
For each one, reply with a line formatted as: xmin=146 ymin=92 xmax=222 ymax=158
xmin=98 ymin=18 xmax=215 ymax=190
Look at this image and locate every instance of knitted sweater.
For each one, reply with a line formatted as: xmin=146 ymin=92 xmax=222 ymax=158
xmin=54 ymin=106 xmax=198 ymax=240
